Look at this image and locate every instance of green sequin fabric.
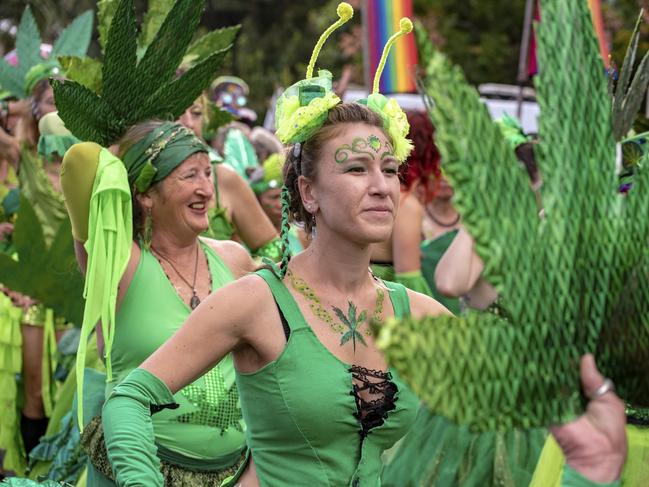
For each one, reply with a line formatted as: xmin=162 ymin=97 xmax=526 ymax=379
xmin=376 ymin=0 xmax=649 ymax=432
xmin=175 ymin=366 xmax=243 ymax=433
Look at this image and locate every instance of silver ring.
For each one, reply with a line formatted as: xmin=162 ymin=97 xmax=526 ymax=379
xmin=590 ymin=378 xmax=615 ymax=400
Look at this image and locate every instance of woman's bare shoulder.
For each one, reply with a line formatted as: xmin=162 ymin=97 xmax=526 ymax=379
xmin=406 ymin=288 xmax=454 ymax=319
xmin=200 ymin=237 xmax=255 ymax=277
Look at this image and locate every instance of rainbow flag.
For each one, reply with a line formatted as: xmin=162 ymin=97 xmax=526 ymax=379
xmin=365 ymin=0 xmax=418 ymax=93
xmin=588 ymin=0 xmax=610 ymax=68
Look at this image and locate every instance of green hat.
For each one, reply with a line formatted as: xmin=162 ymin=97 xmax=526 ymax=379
xmin=53 ymin=0 xmax=240 ymax=147
xmin=250 ymin=153 xmax=284 ymax=195
xmin=37 ymin=111 xmax=80 ymax=161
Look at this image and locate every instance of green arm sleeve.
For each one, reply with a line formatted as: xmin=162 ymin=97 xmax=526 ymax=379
xmin=561 ymin=465 xmax=621 ymax=487
xmin=102 ymin=368 xmax=179 ymax=486
xmin=60 ymin=142 xmax=101 ymax=242
xmin=395 ymin=270 xmax=434 ymax=297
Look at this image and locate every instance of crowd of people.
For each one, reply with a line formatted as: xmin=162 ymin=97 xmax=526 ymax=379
xmin=0 ymin=1 xmax=644 ymax=486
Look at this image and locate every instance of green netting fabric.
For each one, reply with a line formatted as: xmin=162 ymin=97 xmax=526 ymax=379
xmin=53 ymin=0 xmax=236 ymax=147
xmin=376 ymin=0 xmax=649 ymax=432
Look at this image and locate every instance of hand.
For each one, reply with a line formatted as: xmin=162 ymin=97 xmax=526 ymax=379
xmin=0 ymin=222 xmax=13 ymax=240
xmin=0 ymin=127 xmax=20 ymax=166
xmin=551 ymin=354 xmax=627 ymax=483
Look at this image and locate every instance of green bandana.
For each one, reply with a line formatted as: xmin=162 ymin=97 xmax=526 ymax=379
xmin=122 ymin=122 xmax=207 ymax=192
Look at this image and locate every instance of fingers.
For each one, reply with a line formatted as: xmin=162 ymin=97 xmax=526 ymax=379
xmin=580 ymin=353 xmax=605 ymax=398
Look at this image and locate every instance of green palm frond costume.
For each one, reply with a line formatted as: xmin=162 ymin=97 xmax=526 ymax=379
xmin=377 ymin=0 xmax=648 ymax=433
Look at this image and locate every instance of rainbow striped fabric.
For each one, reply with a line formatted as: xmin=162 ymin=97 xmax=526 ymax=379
xmin=365 ymin=0 xmax=419 ymax=93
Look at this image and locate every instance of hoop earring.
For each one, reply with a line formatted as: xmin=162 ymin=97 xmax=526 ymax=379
xmin=142 ymin=209 xmax=153 ymax=250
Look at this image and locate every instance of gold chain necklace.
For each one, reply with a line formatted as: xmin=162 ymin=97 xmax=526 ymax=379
xmin=287 ymin=270 xmax=385 ymax=351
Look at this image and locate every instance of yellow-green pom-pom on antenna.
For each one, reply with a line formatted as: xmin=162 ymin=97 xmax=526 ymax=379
xmin=400 ymin=18 xmax=413 ymax=34
xmin=306 ymin=2 xmax=354 ymax=79
xmin=337 ymin=2 xmax=354 ymax=21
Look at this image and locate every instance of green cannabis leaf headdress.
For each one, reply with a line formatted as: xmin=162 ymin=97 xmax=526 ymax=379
xmin=53 ymin=0 xmax=238 ymax=147
xmin=0 ymin=6 xmax=93 ymax=99
xmin=377 ymin=0 xmax=648 ymax=431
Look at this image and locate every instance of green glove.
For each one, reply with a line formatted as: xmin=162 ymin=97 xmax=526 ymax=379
xmin=102 ymin=368 xmax=178 ymax=486
xmin=561 ymin=465 xmax=621 ymax=487
xmin=395 ymin=270 xmax=433 ymax=297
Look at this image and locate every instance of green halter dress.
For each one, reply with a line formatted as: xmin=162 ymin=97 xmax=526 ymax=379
xmin=234 ymin=269 xmax=419 ymax=486
xmin=87 ymin=243 xmax=246 ymax=485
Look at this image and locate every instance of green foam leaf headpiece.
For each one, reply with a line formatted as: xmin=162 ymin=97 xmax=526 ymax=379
xmin=377 ymin=0 xmax=649 ymax=431
xmin=53 ymin=0 xmax=237 ymax=147
xmin=0 ymin=7 xmax=93 ymax=99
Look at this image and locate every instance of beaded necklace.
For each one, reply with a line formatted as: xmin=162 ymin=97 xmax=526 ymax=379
xmin=287 ymin=269 xmax=385 ymax=352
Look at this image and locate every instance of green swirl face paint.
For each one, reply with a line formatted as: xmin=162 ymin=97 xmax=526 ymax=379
xmin=334 ymin=134 xmax=394 ymax=164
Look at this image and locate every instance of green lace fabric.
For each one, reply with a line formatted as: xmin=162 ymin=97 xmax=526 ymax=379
xmin=81 ymin=416 xmax=246 ymax=487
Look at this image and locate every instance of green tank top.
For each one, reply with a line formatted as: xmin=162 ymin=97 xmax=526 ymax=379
xmin=235 ymin=269 xmax=418 ymax=486
xmin=421 ymin=230 xmax=461 ymax=315
xmin=108 ymin=242 xmax=245 ymax=461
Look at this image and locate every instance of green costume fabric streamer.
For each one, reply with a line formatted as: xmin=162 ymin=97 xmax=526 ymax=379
xmin=376 ymin=0 xmax=649 ymax=433
xmin=0 ymin=292 xmax=24 ymax=475
xmin=76 ymin=148 xmax=132 ymax=431
xmin=122 ymin=122 xmax=207 ymax=193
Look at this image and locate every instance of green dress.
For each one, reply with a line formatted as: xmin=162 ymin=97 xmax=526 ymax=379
xmin=87 ymin=243 xmax=246 ymax=485
xmin=234 ymin=269 xmax=419 ymax=486
xmin=420 ymin=229 xmax=461 ymax=315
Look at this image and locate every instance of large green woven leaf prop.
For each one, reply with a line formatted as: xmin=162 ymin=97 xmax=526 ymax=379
xmin=0 ymin=7 xmax=92 ymax=99
xmin=0 ymin=195 xmax=84 ymax=326
xmin=377 ymin=0 xmax=649 ymax=431
xmin=54 ymin=0 xmax=238 ymax=147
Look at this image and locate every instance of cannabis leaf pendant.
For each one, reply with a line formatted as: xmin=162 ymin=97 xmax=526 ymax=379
xmin=333 ymin=302 xmax=368 ymax=353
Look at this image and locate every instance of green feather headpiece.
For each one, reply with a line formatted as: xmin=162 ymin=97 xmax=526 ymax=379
xmin=0 ymin=6 xmax=93 ymax=99
xmin=53 ymin=0 xmax=239 ymax=147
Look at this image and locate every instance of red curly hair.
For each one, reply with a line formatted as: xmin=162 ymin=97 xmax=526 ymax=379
xmin=398 ymin=110 xmax=441 ymax=202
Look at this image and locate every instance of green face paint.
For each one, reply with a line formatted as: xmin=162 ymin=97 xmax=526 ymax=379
xmin=333 ymin=134 xmax=396 ymax=164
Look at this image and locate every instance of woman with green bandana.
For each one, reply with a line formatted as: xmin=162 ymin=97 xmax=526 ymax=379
xmin=60 ymin=121 xmax=254 ymax=486
xmin=177 ymin=100 xmax=281 ymax=261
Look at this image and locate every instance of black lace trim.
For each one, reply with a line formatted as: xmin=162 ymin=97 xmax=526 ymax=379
xmin=349 ymin=365 xmax=398 ymax=439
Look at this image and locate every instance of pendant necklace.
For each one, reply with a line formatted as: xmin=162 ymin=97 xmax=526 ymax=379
xmin=425 ymin=204 xmax=460 ymax=228
xmin=151 ymin=243 xmax=201 ymax=309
